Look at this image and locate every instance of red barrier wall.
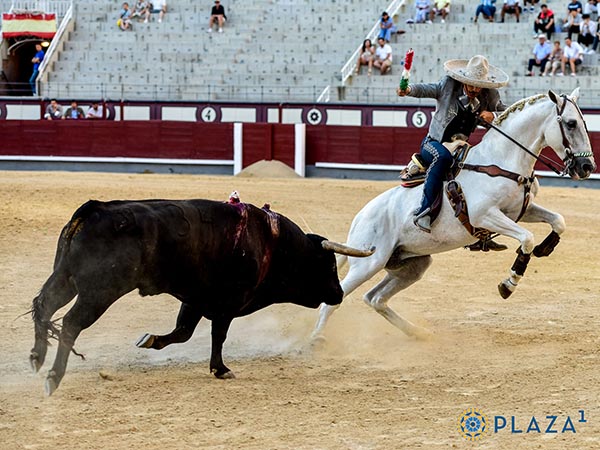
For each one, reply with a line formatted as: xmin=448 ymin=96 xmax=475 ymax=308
xmin=242 ymin=123 xmax=295 ymax=167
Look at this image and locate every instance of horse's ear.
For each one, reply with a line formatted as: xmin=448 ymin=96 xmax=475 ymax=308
xmin=569 ymin=87 xmax=580 ymax=103
xmin=548 ymin=90 xmax=559 ymax=105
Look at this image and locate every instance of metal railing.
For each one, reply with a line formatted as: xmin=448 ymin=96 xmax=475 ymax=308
xmin=316 ymin=0 xmax=406 ymax=103
xmin=8 ymin=0 xmax=71 ymax=18
xmin=35 ymin=1 xmax=73 ymax=96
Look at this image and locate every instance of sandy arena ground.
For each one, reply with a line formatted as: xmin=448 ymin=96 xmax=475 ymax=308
xmin=1 ymin=170 xmax=599 ymax=450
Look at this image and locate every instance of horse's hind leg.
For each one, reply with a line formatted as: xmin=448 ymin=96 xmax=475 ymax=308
xmin=30 ymin=271 xmax=77 ymax=373
xmin=364 ymin=255 xmax=433 ymax=339
xmin=136 ymin=302 xmax=203 ymax=350
xmin=46 ymin=289 xmax=122 ymax=396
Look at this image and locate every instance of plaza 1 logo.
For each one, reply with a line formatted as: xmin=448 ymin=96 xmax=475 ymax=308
xmin=458 ymin=408 xmax=588 ymax=440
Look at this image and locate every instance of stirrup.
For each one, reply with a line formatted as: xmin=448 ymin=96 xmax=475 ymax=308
xmin=413 ymin=208 xmax=432 ymax=233
xmin=466 ymin=238 xmax=508 ymax=252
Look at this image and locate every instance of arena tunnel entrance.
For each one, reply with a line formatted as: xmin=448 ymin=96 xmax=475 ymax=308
xmin=0 ymin=38 xmax=47 ymax=96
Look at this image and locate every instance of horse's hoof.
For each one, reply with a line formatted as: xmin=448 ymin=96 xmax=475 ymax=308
xmin=135 ymin=333 xmax=155 ymax=348
xmin=411 ymin=326 xmax=433 ymax=341
xmin=45 ymin=372 xmax=58 ymax=396
xmin=309 ymin=335 xmax=327 ymax=349
xmin=498 ymin=281 xmax=514 ymax=299
xmin=30 ymin=352 xmax=41 ymax=373
xmin=212 ymin=368 xmax=235 ymax=379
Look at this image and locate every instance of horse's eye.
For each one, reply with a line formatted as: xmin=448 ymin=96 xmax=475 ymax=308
xmin=566 ymin=120 xmax=577 ymax=130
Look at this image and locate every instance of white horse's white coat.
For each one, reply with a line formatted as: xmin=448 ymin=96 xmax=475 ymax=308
xmin=313 ymin=89 xmax=595 ymax=339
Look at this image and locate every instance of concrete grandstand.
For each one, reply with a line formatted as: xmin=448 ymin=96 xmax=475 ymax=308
xmin=1 ymin=0 xmax=598 ymax=105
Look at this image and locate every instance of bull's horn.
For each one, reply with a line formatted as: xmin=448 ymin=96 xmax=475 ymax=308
xmin=322 ymin=240 xmax=375 ymax=257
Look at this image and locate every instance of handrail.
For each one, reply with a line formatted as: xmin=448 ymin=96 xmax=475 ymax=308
xmin=9 ymin=0 xmax=72 ymax=19
xmin=35 ymin=0 xmax=73 ymax=96
xmin=316 ymin=85 xmax=330 ymax=103
xmin=339 ymin=0 xmax=406 ymax=86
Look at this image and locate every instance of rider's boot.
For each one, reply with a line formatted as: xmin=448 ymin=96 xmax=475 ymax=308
xmin=466 ymin=238 xmax=508 ymax=252
xmin=413 ymin=208 xmax=432 ymax=233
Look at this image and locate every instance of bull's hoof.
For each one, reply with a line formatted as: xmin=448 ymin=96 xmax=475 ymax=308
xmin=211 ymin=368 xmax=235 ymax=379
xmin=45 ymin=371 xmax=59 ymax=396
xmin=30 ymin=352 xmax=42 ymax=373
xmin=498 ymin=281 xmax=514 ymax=299
xmin=135 ymin=333 xmax=155 ymax=349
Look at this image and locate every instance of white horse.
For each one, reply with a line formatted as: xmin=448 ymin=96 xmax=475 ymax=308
xmin=313 ymin=88 xmax=596 ymax=340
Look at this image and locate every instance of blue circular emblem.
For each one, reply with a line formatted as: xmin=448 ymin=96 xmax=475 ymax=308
xmin=458 ymin=408 xmax=488 ymax=441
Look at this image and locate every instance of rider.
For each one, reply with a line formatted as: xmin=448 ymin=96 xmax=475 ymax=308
xmin=397 ymin=55 xmax=510 ymax=251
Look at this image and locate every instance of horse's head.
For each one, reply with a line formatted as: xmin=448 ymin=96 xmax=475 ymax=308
xmin=547 ymin=88 xmax=596 ymax=180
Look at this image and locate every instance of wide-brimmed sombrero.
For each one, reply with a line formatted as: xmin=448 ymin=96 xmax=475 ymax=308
xmin=444 ymin=55 xmax=509 ymax=89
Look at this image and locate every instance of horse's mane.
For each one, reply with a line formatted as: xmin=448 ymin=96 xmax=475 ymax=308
xmin=494 ymin=93 xmax=547 ymax=126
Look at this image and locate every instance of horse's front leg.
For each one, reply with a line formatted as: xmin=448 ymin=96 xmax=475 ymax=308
xmin=471 ymin=209 xmax=535 ymax=299
xmin=519 ymin=202 xmax=566 ymax=257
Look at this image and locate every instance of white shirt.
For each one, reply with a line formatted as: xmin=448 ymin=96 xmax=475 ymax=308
xmin=563 ymin=41 xmax=584 ymax=59
xmin=376 ymin=44 xmax=392 ymax=62
xmin=86 ymin=105 xmax=103 ymax=119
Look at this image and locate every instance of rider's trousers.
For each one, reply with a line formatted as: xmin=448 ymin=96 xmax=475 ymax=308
xmin=416 ymin=136 xmax=454 ymax=216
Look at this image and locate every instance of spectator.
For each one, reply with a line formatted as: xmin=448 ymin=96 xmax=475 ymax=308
xmin=86 ymin=102 xmax=104 ymax=119
xmin=582 ymin=0 xmax=598 ymax=16
xmin=563 ymin=8 xmax=583 ymax=38
xmin=151 ymin=0 xmax=167 ymax=23
xmin=208 ymin=0 xmax=227 ymax=33
xmin=560 ymin=36 xmax=584 ymax=76
xmin=474 ymin=0 xmax=497 ymax=22
xmin=44 ymin=99 xmax=63 ymax=120
xmin=534 ymin=4 xmax=555 ymax=39
xmin=567 ymin=0 xmax=584 ymax=14
xmin=593 ymin=17 xmax=600 ymax=52
xmin=578 ymin=13 xmax=598 ymax=51
xmin=29 ymin=43 xmax=44 ymax=96
xmin=373 ymin=37 xmax=392 ymax=75
xmin=526 ymin=34 xmax=552 ymax=75
xmin=355 ymin=39 xmax=375 ymax=76
xmin=63 ymin=101 xmax=85 ymax=120
xmin=430 ymin=0 xmax=451 ymax=23
xmin=523 ymin=0 xmax=540 ymax=13
xmin=501 ymin=0 xmax=522 ymax=22
xmin=542 ymin=40 xmax=563 ymax=75
xmin=407 ymin=0 xmax=432 ymax=23
xmin=118 ymin=2 xmax=133 ymax=31
xmin=378 ymin=11 xmax=397 ymax=41
xmin=131 ymin=0 xmax=151 ymax=23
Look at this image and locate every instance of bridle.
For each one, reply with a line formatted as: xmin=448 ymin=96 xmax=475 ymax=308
xmin=482 ymin=94 xmax=591 ymax=176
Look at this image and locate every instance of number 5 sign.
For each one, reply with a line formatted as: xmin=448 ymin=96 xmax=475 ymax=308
xmin=410 ymin=110 xmax=429 ymax=128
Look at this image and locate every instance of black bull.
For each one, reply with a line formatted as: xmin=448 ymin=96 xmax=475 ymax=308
xmin=30 ymin=199 xmax=373 ymax=395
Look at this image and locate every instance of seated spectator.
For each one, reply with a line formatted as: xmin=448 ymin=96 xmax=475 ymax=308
xmin=582 ymin=0 xmax=598 ymax=16
xmin=378 ymin=11 xmax=397 ymax=41
xmin=534 ymin=4 xmax=555 ymax=39
xmin=430 ymin=0 xmax=451 ymax=23
xmin=131 ymin=0 xmax=151 ymax=23
xmin=578 ymin=13 xmax=598 ymax=51
xmin=560 ymin=36 xmax=584 ymax=76
xmin=44 ymin=99 xmax=63 ymax=120
xmin=151 ymin=0 xmax=167 ymax=23
xmin=474 ymin=0 xmax=497 ymax=22
xmin=407 ymin=0 xmax=432 ymax=23
xmin=563 ymin=9 xmax=583 ymax=39
xmin=523 ymin=0 xmax=540 ymax=13
xmin=355 ymin=39 xmax=375 ymax=76
xmin=501 ymin=0 xmax=522 ymax=22
xmin=593 ymin=17 xmax=600 ymax=52
xmin=118 ymin=2 xmax=133 ymax=31
xmin=542 ymin=40 xmax=563 ymax=75
xmin=526 ymin=34 xmax=552 ymax=75
xmin=373 ymin=37 xmax=393 ymax=75
xmin=86 ymin=102 xmax=104 ymax=119
xmin=208 ymin=0 xmax=227 ymax=33
xmin=63 ymin=101 xmax=85 ymax=120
